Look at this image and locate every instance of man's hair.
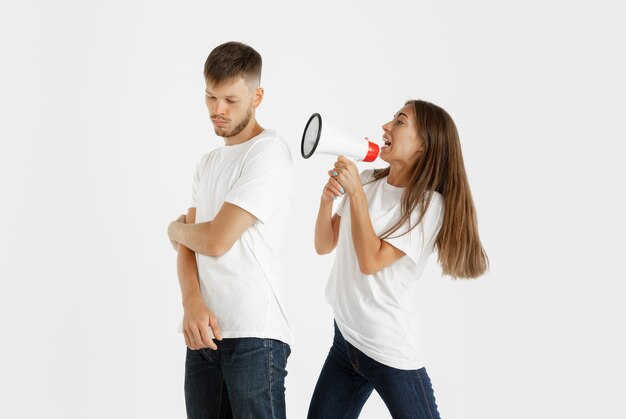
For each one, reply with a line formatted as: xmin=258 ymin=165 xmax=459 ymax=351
xmin=203 ymin=41 xmax=262 ymax=86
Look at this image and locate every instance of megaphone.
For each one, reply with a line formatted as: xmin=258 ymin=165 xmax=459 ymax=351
xmin=301 ymin=113 xmax=380 ymax=162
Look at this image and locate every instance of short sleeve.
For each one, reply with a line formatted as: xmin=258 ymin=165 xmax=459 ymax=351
xmin=383 ymin=193 xmax=444 ymax=265
xmin=224 ymin=138 xmax=293 ymax=224
xmin=336 ymin=169 xmax=375 ymax=217
xmin=189 ymin=155 xmax=206 ymax=208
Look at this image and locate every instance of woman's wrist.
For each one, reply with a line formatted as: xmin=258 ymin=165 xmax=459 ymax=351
xmin=320 ymin=194 xmax=333 ymax=204
xmin=348 ymin=186 xmax=366 ymax=203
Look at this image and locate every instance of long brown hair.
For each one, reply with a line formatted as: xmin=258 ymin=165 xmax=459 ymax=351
xmin=373 ymin=100 xmax=488 ymax=279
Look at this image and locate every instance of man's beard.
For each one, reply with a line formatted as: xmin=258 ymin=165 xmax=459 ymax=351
xmin=213 ymin=104 xmax=254 ymax=138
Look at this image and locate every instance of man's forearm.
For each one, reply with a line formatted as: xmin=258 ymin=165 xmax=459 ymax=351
xmin=177 ymin=243 xmax=202 ymax=305
xmin=169 ymin=202 xmax=257 ymax=257
xmin=172 ymin=222 xmax=225 ymax=257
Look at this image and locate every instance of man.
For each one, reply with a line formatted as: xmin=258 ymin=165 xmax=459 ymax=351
xmin=167 ymin=41 xmax=293 ymax=419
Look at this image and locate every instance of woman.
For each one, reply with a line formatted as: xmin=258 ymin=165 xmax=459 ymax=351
xmin=307 ymin=100 xmax=488 ymax=418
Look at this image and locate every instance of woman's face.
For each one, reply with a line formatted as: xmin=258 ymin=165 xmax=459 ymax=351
xmin=380 ymin=104 xmax=425 ymax=165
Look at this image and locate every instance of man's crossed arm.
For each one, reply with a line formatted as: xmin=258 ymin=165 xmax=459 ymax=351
xmin=168 ymin=202 xmax=257 ymax=257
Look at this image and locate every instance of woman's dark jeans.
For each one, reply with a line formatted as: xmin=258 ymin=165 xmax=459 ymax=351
xmin=307 ymin=322 xmax=441 ymax=419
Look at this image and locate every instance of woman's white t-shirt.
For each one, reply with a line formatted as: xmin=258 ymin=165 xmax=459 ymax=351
xmin=326 ymin=169 xmax=444 ymax=369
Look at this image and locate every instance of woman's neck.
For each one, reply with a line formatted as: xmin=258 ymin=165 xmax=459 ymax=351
xmin=387 ymin=164 xmax=411 ymax=187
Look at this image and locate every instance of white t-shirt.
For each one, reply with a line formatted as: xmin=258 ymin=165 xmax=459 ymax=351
xmin=326 ymin=169 xmax=444 ymax=369
xmin=187 ymin=129 xmax=293 ymax=345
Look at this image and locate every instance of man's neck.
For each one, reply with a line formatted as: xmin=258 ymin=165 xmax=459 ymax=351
xmin=224 ymin=120 xmax=264 ymax=146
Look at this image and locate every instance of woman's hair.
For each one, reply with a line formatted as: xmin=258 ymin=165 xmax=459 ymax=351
xmin=372 ymin=99 xmax=488 ymax=279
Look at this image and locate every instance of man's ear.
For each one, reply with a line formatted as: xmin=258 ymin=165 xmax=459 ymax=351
xmin=253 ymin=87 xmax=264 ymax=108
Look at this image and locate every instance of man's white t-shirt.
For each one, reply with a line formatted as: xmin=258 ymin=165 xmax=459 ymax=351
xmin=326 ymin=169 xmax=444 ymax=369
xmin=188 ymin=129 xmax=293 ymax=345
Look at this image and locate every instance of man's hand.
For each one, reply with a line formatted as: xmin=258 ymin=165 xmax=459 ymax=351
xmin=183 ymin=298 xmax=223 ymax=350
xmin=168 ymin=214 xmax=186 ymax=251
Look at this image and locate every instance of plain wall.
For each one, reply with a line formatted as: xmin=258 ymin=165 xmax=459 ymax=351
xmin=1 ymin=1 xmax=624 ymax=418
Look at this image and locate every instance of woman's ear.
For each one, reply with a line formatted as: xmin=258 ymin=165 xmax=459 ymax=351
xmin=416 ymin=134 xmax=426 ymax=153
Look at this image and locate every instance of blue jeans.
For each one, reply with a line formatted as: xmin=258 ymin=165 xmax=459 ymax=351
xmin=185 ymin=338 xmax=291 ymax=419
xmin=307 ymin=322 xmax=441 ymax=419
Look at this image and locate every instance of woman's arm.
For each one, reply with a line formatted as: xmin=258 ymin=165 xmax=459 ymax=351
xmin=348 ymin=188 xmax=406 ymax=274
xmin=333 ymin=157 xmax=406 ymax=275
xmin=314 ymin=176 xmax=343 ymax=254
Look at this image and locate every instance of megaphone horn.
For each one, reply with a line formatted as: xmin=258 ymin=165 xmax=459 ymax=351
xmin=301 ymin=113 xmax=379 ymax=162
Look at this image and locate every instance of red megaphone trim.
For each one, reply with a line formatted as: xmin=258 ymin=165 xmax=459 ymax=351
xmin=363 ymin=141 xmax=379 ymax=162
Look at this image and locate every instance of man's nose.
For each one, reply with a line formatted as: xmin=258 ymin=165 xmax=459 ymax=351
xmin=213 ymin=100 xmax=227 ymax=115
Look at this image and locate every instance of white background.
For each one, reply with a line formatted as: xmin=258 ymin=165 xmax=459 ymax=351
xmin=1 ymin=1 xmax=625 ymax=418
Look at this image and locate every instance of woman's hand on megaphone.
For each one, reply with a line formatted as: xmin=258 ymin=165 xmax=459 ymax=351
xmin=331 ymin=156 xmax=362 ymax=197
xmin=322 ymin=173 xmax=344 ymax=203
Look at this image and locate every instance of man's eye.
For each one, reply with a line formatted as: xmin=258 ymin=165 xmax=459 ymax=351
xmin=226 ymin=100 xmax=236 ymax=104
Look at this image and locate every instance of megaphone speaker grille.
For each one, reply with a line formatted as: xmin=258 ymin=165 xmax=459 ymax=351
xmin=301 ymin=113 xmax=322 ymax=159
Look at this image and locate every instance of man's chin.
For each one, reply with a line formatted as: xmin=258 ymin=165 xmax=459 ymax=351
xmin=213 ymin=127 xmax=231 ymax=137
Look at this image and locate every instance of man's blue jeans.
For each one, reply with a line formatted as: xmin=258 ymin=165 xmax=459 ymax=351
xmin=307 ymin=322 xmax=441 ymax=419
xmin=185 ymin=338 xmax=290 ymax=419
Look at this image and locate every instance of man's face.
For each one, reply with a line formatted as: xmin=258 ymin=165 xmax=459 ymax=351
xmin=205 ymin=77 xmax=257 ymax=138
